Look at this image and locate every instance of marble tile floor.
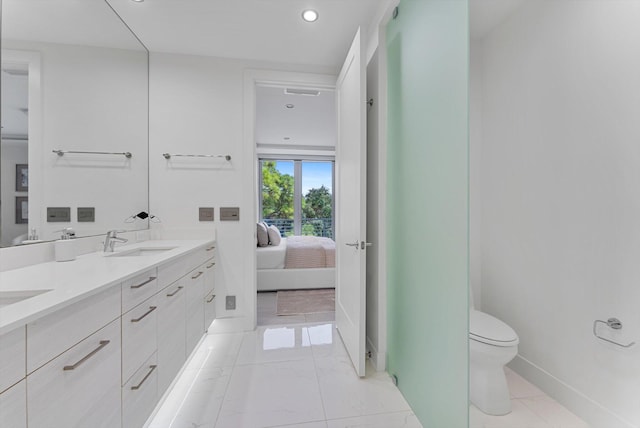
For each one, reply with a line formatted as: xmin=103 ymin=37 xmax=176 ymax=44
xmin=147 ymin=293 xmax=588 ymax=428
xmin=258 ymin=291 xmax=335 ymax=326
xmin=146 ymin=321 xmax=421 ymax=428
xmin=470 ymin=367 xmax=590 ymax=428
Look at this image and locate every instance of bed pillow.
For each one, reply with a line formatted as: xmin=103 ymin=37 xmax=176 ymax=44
xmin=256 ymin=222 xmax=269 ymax=247
xmin=267 ymin=225 xmax=281 ymax=246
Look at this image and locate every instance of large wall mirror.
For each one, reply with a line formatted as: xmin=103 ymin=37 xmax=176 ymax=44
xmin=0 ymin=0 xmax=149 ymax=248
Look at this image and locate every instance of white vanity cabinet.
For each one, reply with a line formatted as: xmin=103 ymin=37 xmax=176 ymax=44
xmin=27 ymin=285 xmax=120 ymax=373
xmin=27 ymin=319 xmax=122 ymax=428
xmin=203 ymin=258 xmax=216 ymax=332
xmin=122 ymin=352 xmax=158 ymax=428
xmin=0 ymin=327 xmax=27 ymax=428
xmin=157 ymin=278 xmax=187 ymax=395
xmin=0 ymin=240 xmax=217 ymax=428
xmin=0 ymin=326 xmax=26 ymax=393
xmin=122 ymin=269 xmax=158 ymax=314
xmin=186 ymin=264 xmax=206 ymax=354
xmin=0 ymin=380 xmax=26 ymax=428
xmin=122 ymin=294 xmax=158 ymax=384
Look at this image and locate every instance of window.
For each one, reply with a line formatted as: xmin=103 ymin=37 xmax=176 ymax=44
xmin=260 ymin=159 xmax=334 ymax=238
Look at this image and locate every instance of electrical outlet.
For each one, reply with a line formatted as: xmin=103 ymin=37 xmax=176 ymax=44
xmin=225 ymin=295 xmax=236 ymax=310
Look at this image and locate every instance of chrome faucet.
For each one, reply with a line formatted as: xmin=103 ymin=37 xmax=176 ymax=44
xmin=103 ymin=230 xmax=128 ymax=252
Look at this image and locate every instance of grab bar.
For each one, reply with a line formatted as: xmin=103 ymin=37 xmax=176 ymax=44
xmin=593 ymin=318 xmax=635 ymax=348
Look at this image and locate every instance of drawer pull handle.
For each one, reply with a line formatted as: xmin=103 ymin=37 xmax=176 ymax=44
xmin=206 ymin=262 xmax=215 ymax=269
xmin=206 ymin=294 xmax=216 ymax=303
xmin=166 ymin=286 xmax=184 ymax=297
xmin=131 ymin=306 xmax=157 ymax=323
xmin=131 ymin=276 xmax=156 ymax=289
xmin=191 ymin=271 xmax=203 ymax=279
xmin=63 ymin=340 xmax=110 ymax=371
xmin=131 ymin=365 xmax=157 ymax=391
xmin=206 ymin=246 xmax=215 ymax=251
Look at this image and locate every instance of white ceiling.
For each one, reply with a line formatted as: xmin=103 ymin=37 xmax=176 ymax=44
xmin=1 ymin=0 xmax=527 ymax=143
xmin=255 ymin=85 xmax=336 ymax=149
xmin=2 ymin=0 xmax=145 ymax=51
xmin=106 ymin=0 xmax=388 ymax=70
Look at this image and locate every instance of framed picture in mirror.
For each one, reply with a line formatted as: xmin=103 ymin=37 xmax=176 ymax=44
xmin=16 ymin=196 xmax=28 ymax=224
xmin=16 ymin=164 xmax=28 ymax=191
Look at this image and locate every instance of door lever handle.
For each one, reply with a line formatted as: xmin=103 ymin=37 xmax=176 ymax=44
xmin=345 ymin=241 xmax=359 ymax=248
xmin=361 ymin=241 xmax=373 ymax=249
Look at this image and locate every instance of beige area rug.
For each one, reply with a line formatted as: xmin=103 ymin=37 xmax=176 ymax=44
xmin=276 ymin=289 xmax=335 ymax=316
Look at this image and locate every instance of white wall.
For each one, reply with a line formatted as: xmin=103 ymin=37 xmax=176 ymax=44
xmin=477 ymin=2 xmax=640 ymax=427
xmin=148 ymin=52 xmax=334 ymax=328
xmin=0 ymin=141 xmax=28 ymax=246
xmin=469 ymin=40 xmax=483 ymax=310
xmin=3 ymin=40 xmax=148 ymax=242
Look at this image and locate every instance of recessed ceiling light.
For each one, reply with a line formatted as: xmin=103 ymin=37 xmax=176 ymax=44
xmin=302 ymin=9 xmax=318 ymax=23
xmin=131 ymin=0 xmax=144 ymax=3
xmin=285 ymin=104 xmax=295 ymax=109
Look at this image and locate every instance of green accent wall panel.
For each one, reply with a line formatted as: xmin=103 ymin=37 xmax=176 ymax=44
xmin=386 ymin=1 xmax=469 ymax=427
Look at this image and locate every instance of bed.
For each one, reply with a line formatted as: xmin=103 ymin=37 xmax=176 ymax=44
xmin=256 ymin=235 xmax=336 ymax=291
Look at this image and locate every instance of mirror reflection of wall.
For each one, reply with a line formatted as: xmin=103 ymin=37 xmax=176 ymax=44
xmin=0 ymin=0 xmax=149 ymax=247
xmin=0 ymin=64 xmax=29 ymax=246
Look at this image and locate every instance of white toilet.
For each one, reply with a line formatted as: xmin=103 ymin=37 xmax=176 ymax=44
xmin=469 ymin=309 xmax=519 ymax=415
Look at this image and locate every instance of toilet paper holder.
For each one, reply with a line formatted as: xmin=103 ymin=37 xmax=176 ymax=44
xmin=593 ymin=318 xmax=636 ymax=348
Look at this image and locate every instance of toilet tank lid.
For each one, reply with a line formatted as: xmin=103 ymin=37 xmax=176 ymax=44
xmin=470 ymin=310 xmax=519 ymax=345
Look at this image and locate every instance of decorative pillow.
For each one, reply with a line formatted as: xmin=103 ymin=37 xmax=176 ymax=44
xmin=267 ymin=225 xmax=281 ymax=246
xmin=256 ymin=222 xmax=269 ymax=247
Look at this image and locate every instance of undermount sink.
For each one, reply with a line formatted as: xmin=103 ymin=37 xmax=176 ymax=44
xmin=107 ymin=247 xmax=177 ymax=257
xmin=0 ymin=289 xmax=52 ymax=309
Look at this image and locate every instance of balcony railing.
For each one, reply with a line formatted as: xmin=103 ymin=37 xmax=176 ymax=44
xmin=263 ymin=218 xmax=333 ymax=239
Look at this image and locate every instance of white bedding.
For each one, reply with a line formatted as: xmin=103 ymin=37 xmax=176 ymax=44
xmin=256 ymin=238 xmax=287 ymax=269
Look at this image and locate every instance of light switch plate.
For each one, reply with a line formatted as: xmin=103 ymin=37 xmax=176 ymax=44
xmin=77 ymin=207 xmax=95 ymax=222
xmin=199 ymin=207 xmax=214 ymax=222
xmin=220 ymin=207 xmax=240 ymax=221
xmin=47 ymin=207 xmax=71 ymax=222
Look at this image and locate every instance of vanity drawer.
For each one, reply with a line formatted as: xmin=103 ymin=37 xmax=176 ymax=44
xmin=0 ymin=327 xmax=26 ymax=393
xmin=122 ymin=352 xmax=158 ymax=428
xmin=0 ymin=380 xmax=26 ymax=428
xmin=27 ymin=285 xmax=120 ymax=373
xmin=157 ymin=256 xmax=187 ymax=290
xmin=122 ymin=294 xmax=158 ymax=385
xmin=185 ymin=265 xmax=206 ymax=354
xmin=27 ymin=319 xmax=121 ymax=428
xmin=157 ymin=280 xmax=186 ymax=394
xmin=194 ymin=243 xmax=216 ymax=268
xmin=122 ymin=268 xmax=158 ymax=314
xmin=204 ymin=289 xmax=216 ymax=333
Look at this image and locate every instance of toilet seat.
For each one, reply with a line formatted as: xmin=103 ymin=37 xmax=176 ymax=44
xmin=470 ymin=310 xmax=519 ymax=347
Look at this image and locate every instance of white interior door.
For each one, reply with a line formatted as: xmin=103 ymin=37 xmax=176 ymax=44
xmin=335 ymin=28 xmax=367 ymax=377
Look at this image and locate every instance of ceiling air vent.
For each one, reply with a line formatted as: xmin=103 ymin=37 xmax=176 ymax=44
xmin=284 ymin=88 xmax=320 ymax=96
xmin=2 ymin=68 xmax=28 ymax=76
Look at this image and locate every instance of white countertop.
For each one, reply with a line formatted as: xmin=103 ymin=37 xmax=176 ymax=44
xmin=0 ymin=239 xmax=214 ymax=335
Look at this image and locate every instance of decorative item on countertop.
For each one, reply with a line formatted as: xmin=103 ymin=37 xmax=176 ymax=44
xmin=124 ymin=211 xmax=162 ymax=223
xmin=55 ymin=227 xmax=76 ymax=262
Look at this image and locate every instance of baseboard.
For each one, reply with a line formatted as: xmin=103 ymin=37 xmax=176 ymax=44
xmin=366 ymin=335 xmax=385 ymax=372
xmin=207 ymin=316 xmax=249 ymax=334
xmin=509 ymin=355 xmax=635 ymax=428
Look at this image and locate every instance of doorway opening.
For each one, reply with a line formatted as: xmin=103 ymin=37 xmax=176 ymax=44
xmin=253 ymin=84 xmax=338 ymax=326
